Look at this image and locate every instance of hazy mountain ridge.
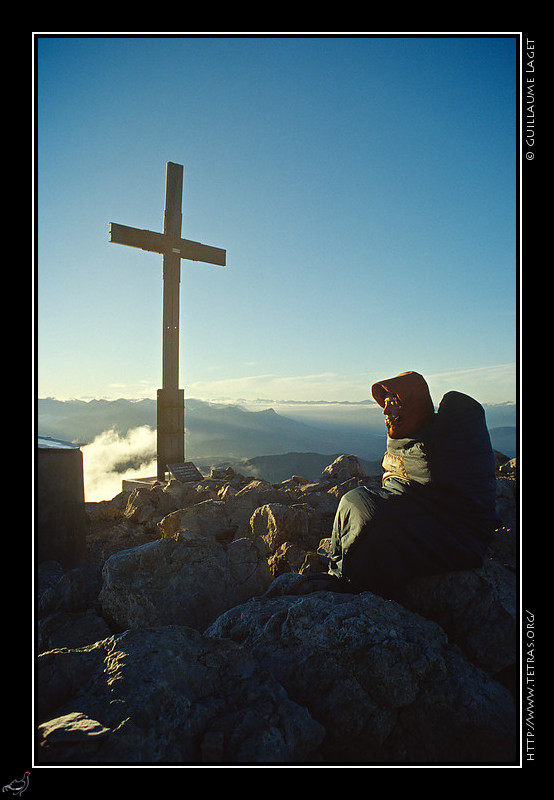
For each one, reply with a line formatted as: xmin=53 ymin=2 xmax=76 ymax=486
xmin=37 ymin=397 xmax=385 ymax=462
xmin=37 ymin=396 xmax=517 ymax=467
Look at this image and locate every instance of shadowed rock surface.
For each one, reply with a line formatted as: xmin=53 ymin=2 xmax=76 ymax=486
xmin=37 ymin=453 xmax=519 ymax=765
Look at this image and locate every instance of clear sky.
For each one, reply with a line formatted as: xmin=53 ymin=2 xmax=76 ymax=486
xmin=35 ymin=34 xmax=519 ymax=407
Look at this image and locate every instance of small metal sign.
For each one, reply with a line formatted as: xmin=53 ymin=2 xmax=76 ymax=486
xmin=167 ymin=462 xmax=203 ymax=483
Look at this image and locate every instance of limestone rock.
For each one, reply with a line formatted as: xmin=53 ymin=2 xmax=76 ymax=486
xmin=123 ymin=487 xmax=158 ymax=526
xmin=38 ymin=562 xmax=97 ymax=616
xmin=299 ymin=486 xmax=339 ymax=516
xmin=122 ymin=481 xmax=221 ymax=530
xmin=206 ymin=590 xmax=517 ymax=764
xmin=85 ymin=496 xmax=125 ymax=523
xmin=99 ymin=532 xmax=272 ymax=632
xmin=249 ymin=503 xmax=310 ymax=553
xmin=268 ymin=542 xmax=310 ymax=577
xmin=37 ymin=451 xmax=519 ymax=764
xmin=496 ymin=475 xmax=517 ymax=527
xmin=37 ymin=561 xmax=65 ymax=607
xmin=38 ymin=609 xmax=112 ymax=652
xmin=403 ymin=527 xmax=517 ymax=676
xmin=209 ymin=466 xmax=237 ymax=480
xmin=225 ymin=480 xmax=300 ymax=537
xmin=36 ymin=626 xmax=325 ymax=764
xmin=322 ymin=454 xmax=367 ymax=483
xmin=158 ymin=499 xmax=236 ymax=542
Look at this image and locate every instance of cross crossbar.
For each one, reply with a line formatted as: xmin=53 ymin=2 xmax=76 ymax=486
xmin=109 ymin=222 xmax=226 ymax=266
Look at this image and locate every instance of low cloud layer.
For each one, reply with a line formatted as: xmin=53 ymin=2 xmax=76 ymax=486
xmin=82 ymin=426 xmax=157 ymax=502
xmin=186 ymin=363 xmax=517 ymax=406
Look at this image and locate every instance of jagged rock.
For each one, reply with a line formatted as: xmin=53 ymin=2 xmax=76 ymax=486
xmin=155 ymin=479 xmax=288 ymax=541
xmin=317 ymin=537 xmax=333 ymax=563
xmin=224 ymin=480 xmax=301 ymax=538
xmin=38 ymin=563 xmax=96 ymax=616
xmin=299 ymin=485 xmax=339 ymax=516
xmin=39 ymin=712 xmax=112 ymax=759
xmin=496 ymin=476 xmax=517 ymax=527
xmin=498 ymin=458 xmax=516 ymax=474
xmin=268 ymin=542 xmax=309 ymax=577
xmin=123 ymin=482 xmax=223 ymax=530
xmin=85 ymin=496 xmax=125 ymax=522
xmin=275 ymin=475 xmax=311 ymax=491
xmin=86 ymin=520 xmax=159 ymax=569
xmin=249 ymin=503 xmax=310 ymax=554
xmin=327 ymin=477 xmax=362 ymax=500
xmin=205 ymin=588 xmax=517 ymax=764
xmin=99 ymin=532 xmax=272 ymax=632
xmin=403 ymin=527 xmax=517 ymax=676
xmin=285 ymin=502 xmax=333 ymax=549
xmin=123 ymin=487 xmax=157 ymax=526
xmin=158 ymin=499 xmax=236 ymax=542
xmin=156 ymin=479 xmax=210 ymax=510
xmin=322 ymin=454 xmax=367 ymax=483
xmin=37 ymin=452 xmax=519 ymax=764
xmin=209 ymin=466 xmax=237 ymax=480
xmin=37 ymin=561 xmax=65 ymax=606
xmin=249 ymin=503 xmax=329 ymax=577
xmin=36 ymin=625 xmax=325 ymax=764
xmin=298 ymin=549 xmax=328 ymax=574
xmin=38 ymin=609 xmax=112 ymax=652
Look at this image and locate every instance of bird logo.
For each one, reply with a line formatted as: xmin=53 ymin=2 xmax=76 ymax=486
xmin=2 ymin=773 xmax=30 ymax=797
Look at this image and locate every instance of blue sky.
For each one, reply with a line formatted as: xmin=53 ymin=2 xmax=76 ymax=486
xmin=36 ymin=35 xmax=519 ymax=407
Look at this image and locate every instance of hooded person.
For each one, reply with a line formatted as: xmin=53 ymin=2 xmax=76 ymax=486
xmin=370 ymin=370 xmax=435 ymax=440
xmin=318 ymin=371 xmax=499 ymax=600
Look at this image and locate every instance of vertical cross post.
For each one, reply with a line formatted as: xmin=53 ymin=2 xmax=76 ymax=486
xmin=157 ymin=163 xmax=184 ymax=480
xmin=109 ymin=162 xmax=226 ymax=481
xmin=162 ymin=162 xmax=183 ymax=392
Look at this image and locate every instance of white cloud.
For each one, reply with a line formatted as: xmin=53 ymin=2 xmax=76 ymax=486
xmin=424 ymin=363 xmax=517 ymax=404
xmin=82 ymin=426 xmax=157 ymax=502
xmin=186 ymin=363 xmax=517 ymax=405
xmin=187 ymin=372 xmax=370 ymax=403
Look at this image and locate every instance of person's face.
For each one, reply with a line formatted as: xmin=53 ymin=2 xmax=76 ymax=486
xmin=383 ymin=394 xmax=401 ymax=422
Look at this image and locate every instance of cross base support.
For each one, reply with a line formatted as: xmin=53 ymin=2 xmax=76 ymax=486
xmin=156 ymin=388 xmax=185 ymax=480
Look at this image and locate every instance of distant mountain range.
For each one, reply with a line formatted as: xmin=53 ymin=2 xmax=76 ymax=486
xmin=37 ymin=396 xmax=517 ymax=470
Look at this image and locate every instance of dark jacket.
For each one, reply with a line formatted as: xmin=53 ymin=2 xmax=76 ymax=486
xmin=381 ymin=390 xmax=499 ymax=534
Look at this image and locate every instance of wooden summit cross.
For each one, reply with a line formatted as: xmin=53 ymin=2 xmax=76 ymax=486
xmin=109 ymin=162 xmax=226 ymax=481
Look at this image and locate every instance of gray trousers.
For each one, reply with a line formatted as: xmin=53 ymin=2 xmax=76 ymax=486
xmin=328 ymin=482 xmax=492 ymax=599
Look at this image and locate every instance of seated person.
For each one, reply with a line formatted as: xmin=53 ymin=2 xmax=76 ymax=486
xmin=302 ymin=371 xmax=499 ymax=599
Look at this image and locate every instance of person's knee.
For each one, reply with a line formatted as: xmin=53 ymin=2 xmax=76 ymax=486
xmin=338 ymin=486 xmax=381 ymax=521
xmin=332 ymin=487 xmax=383 ymax=562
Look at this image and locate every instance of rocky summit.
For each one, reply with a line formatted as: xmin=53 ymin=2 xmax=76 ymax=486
xmin=36 ymin=453 xmax=519 ymax=765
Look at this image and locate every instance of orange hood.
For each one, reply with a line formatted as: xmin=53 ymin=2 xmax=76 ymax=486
xmin=371 ymin=371 xmax=435 ymax=438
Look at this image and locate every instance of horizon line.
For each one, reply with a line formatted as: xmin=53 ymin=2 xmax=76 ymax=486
xmin=37 ymin=394 xmax=517 ymax=406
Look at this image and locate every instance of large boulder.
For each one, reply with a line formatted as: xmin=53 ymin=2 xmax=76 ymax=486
xmin=403 ymin=528 xmax=517 ymax=676
xmin=206 ymin=585 xmax=517 ymax=764
xmin=495 ymin=474 xmax=517 ymax=527
xmin=249 ymin=503 xmax=310 ymax=554
xmin=36 ymin=625 xmax=325 ymax=764
xmin=99 ymin=532 xmax=272 ymax=632
xmin=37 ymin=452 xmax=519 ymax=764
xmin=225 ymin=480 xmax=301 ymax=537
xmin=158 ymin=499 xmax=236 ymax=542
xmin=321 ymin=454 xmax=367 ymax=483
xmin=247 ymin=502 xmax=315 ymax=578
xmin=38 ymin=609 xmax=112 ymax=653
